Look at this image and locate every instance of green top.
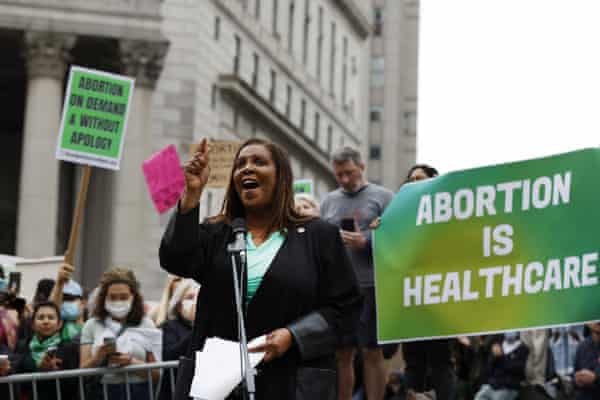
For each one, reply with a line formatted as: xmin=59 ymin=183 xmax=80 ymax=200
xmin=61 ymin=321 xmax=82 ymax=342
xmin=246 ymin=231 xmax=285 ymax=304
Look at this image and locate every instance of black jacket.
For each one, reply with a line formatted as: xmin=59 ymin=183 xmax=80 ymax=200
xmin=14 ymin=339 xmax=80 ymax=400
xmin=159 ymin=317 xmax=193 ymax=400
xmin=159 ymin=206 xmax=363 ymax=399
xmin=162 ymin=317 xmax=193 ymax=362
xmin=487 ymin=341 xmax=529 ymax=391
xmin=574 ymin=337 xmax=600 ymax=400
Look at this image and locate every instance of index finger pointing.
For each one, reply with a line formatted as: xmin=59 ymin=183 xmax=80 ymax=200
xmin=199 ymin=138 xmax=209 ymax=155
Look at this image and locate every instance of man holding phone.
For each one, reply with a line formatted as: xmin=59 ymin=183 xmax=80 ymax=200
xmin=321 ymin=146 xmax=394 ymax=400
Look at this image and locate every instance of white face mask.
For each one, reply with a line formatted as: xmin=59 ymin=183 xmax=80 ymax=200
xmin=105 ymin=300 xmax=132 ymax=319
xmin=181 ymin=299 xmax=195 ymax=318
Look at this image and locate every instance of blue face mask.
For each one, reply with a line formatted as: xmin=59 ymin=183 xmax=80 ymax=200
xmin=61 ymin=301 xmax=81 ymax=321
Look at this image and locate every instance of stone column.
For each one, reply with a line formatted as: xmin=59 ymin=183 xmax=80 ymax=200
xmin=16 ymin=32 xmax=75 ymax=257
xmin=105 ymin=40 xmax=167 ymax=280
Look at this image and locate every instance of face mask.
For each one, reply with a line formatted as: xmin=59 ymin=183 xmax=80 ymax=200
xmin=61 ymin=301 xmax=81 ymax=321
xmin=105 ymin=300 xmax=132 ymax=319
xmin=504 ymin=332 xmax=519 ymax=342
xmin=181 ymin=299 xmax=195 ymax=318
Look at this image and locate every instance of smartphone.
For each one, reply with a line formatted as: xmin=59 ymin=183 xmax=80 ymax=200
xmin=46 ymin=346 xmax=58 ymax=358
xmin=8 ymin=272 xmax=21 ymax=294
xmin=103 ymin=337 xmax=117 ymax=355
xmin=340 ymin=217 xmax=356 ymax=232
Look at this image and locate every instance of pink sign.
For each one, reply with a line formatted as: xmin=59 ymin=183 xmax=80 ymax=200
xmin=142 ymin=144 xmax=185 ymax=214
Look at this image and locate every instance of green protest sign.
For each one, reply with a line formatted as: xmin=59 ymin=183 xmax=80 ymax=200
xmin=56 ymin=66 xmax=134 ymax=170
xmin=374 ymin=148 xmax=600 ymax=342
xmin=293 ymin=179 xmax=314 ymax=195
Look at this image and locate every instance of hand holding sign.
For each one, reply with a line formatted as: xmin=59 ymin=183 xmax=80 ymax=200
xmin=181 ymin=138 xmax=210 ymax=213
xmin=142 ymin=145 xmax=186 ymax=214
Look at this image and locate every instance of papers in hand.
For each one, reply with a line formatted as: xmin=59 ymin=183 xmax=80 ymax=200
xmin=189 ymin=335 xmax=266 ymax=400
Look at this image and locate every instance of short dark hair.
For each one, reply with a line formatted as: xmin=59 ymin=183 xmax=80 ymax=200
xmin=406 ymin=164 xmax=439 ymax=182
xmin=331 ymin=146 xmax=362 ymax=166
xmin=93 ymin=268 xmax=144 ymax=326
xmin=32 ymin=301 xmax=61 ymax=322
xmin=211 ymin=138 xmax=313 ymax=232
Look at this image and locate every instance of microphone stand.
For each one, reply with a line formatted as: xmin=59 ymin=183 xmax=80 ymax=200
xmin=228 ymin=237 xmax=256 ymax=400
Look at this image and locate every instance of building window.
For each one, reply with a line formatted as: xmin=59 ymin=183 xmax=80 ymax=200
xmin=370 ymin=145 xmax=382 ymax=160
xmin=370 ymin=107 xmax=382 ymax=122
xmin=329 ymin=22 xmax=336 ymax=97
xmin=234 ymin=35 xmax=241 ymax=75
xmin=374 ymin=7 xmax=383 ymax=36
xmin=288 ymin=1 xmax=295 ymax=53
xmin=269 ymin=69 xmax=277 ymax=104
xmin=404 ymin=111 xmax=417 ymax=135
xmin=286 ymin=84 xmax=292 ymax=118
xmin=327 ymin=125 xmax=333 ymax=153
xmin=300 ymin=99 xmax=306 ymax=131
xmin=272 ymin=0 xmax=279 ymax=39
xmin=234 ymin=109 xmax=239 ymax=130
xmin=342 ymin=36 xmax=348 ymax=106
xmin=316 ymin=6 xmax=323 ymax=82
xmin=252 ymin=52 xmax=259 ymax=89
xmin=214 ymin=16 xmax=221 ymax=40
xmin=302 ymin=0 xmax=310 ymax=65
xmin=314 ymin=112 xmax=320 ymax=143
xmin=371 ymin=56 xmax=384 ymax=87
xmin=255 ymin=0 xmax=261 ymax=18
xmin=211 ymin=84 xmax=217 ymax=109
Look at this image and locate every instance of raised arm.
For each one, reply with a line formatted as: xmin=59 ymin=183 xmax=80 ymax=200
xmin=49 ymin=263 xmax=74 ymax=308
xmin=159 ymin=138 xmax=214 ymax=281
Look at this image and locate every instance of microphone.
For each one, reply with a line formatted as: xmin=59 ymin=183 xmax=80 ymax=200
xmin=230 ymin=218 xmax=247 ymax=253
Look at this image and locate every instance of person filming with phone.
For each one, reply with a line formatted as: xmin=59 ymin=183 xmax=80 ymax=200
xmin=80 ymin=268 xmax=161 ymax=400
xmin=320 ymin=146 xmax=394 ymax=400
xmin=13 ymin=301 xmax=79 ymax=400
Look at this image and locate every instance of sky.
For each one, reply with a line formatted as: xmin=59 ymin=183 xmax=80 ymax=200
xmin=417 ymin=0 xmax=600 ymax=174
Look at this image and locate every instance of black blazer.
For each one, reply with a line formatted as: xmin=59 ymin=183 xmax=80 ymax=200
xmin=159 ymin=205 xmax=362 ymax=399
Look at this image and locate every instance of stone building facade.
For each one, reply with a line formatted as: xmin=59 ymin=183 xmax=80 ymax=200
xmin=367 ymin=0 xmax=418 ymax=190
xmin=0 ymin=0 xmax=372 ymax=297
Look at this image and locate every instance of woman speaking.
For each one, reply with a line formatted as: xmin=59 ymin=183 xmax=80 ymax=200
xmin=159 ymin=138 xmax=362 ymax=399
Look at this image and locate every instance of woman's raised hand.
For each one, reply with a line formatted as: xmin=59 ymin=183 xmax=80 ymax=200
xmin=181 ymin=138 xmax=210 ymax=213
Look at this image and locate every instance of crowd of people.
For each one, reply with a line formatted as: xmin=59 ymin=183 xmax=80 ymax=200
xmin=0 ymin=139 xmax=598 ymax=400
xmin=0 ymin=264 xmax=198 ymax=400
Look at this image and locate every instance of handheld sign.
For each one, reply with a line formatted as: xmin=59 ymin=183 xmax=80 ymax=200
xmin=374 ymin=148 xmax=600 ymax=343
xmin=142 ymin=145 xmax=186 ymax=214
xmin=56 ymin=66 xmax=134 ymax=170
xmin=190 ymin=140 xmax=241 ymax=188
xmin=293 ymin=179 xmax=314 ymax=195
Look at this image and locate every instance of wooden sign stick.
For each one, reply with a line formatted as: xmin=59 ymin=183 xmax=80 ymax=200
xmin=64 ymin=165 xmax=92 ymax=265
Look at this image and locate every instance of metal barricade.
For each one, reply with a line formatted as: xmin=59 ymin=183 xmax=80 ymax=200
xmin=0 ymin=360 xmax=179 ymax=400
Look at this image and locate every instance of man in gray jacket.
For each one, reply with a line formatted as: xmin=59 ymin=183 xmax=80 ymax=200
xmin=321 ymin=147 xmax=394 ymax=400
